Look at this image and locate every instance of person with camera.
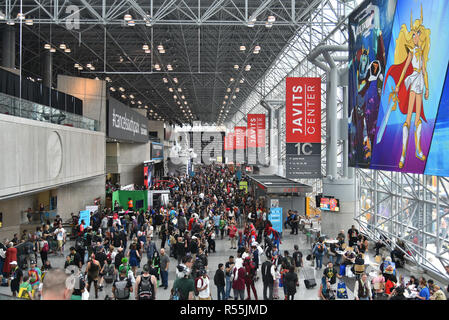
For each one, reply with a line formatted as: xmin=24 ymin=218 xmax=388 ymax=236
xmin=171 ymin=256 xmax=195 ymax=300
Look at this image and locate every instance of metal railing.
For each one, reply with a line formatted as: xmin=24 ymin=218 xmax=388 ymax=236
xmin=0 ymin=92 xmax=99 ymax=131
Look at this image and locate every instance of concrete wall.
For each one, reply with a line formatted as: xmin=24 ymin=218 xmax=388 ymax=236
xmin=56 ymin=175 xmax=105 ymax=221
xmin=0 ymin=194 xmax=36 ymax=240
xmin=148 ymin=120 xmax=164 ymax=141
xmin=0 ymin=113 xmax=105 ymax=198
xmin=57 ymin=75 xmax=107 ymax=133
xmin=117 ymin=142 xmax=151 ymax=186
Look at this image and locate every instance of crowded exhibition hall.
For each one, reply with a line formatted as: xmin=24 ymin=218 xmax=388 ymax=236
xmin=0 ymin=0 xmax=448 ymax=307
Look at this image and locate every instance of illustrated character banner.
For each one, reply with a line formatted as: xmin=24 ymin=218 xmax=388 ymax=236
xmin=349 ymin=0 xmax=449 ymax=176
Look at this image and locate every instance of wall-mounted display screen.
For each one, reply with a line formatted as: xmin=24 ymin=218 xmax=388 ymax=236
xmin=319 ymin=197 xmax=340 ymax=212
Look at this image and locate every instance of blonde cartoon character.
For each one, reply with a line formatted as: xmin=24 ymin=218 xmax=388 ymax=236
xmin=380 ymin=5 xmax=430 ymax=169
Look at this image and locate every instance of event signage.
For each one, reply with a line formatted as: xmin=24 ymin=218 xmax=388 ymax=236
xmin=234 ymin=127 xmax=246 ymax=149
xmin=285 ymin=77 xmax=321 ymax=143
xmin=348 ymin=0 xmax=449 ymax=176
xmin=151 ymin=142 xmax=164 ymax=160
xmin=269 ymin=207 xmax=283 ymax=234
xmin=285 ymin=142 xmax=321 ymax=179
xmin=107 ymin=98 xmax=148 ymax=143
xmin=78 ymin=210 xmax=91 ymax=227
xmin=247 ymin=114 xmax=266 ymax=148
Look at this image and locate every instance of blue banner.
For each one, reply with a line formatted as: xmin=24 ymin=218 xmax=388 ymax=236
xmin=78 ymin=210 xmax=91 ymax=227
xmin=269 ymin=207 xmax=283 ymax=235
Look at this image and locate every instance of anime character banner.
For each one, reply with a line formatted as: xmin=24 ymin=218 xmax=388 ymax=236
xmin=349 ymin=0 xmax=449 ymax=177
xmin=348 ymin=0 xmax=396 ymax=168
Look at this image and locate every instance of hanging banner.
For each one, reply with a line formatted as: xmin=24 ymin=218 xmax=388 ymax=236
xmin=247 ymin=114 xmax=266 ymax=147
xmin=285 ymin=77 xmax=321 ymax=143
xmin=224 ymin=132 xmax=235 ymax=150
xmin=234 ymin=126 xmax=247 ymax=150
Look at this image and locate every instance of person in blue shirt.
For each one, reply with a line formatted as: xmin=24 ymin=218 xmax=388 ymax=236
xmin=213 ymin=213 xmax=221 ymax=237
xmin=416 ymin=278 xmax=430 ymax=300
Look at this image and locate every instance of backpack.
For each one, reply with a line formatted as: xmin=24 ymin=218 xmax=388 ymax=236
xmin=317 ymin=244 xmax=324 ymax=254
xmin=194 ymin=277 xmax=202 ymax=296
xmin=138 ymin=275 xmax=154 ymax=300
xmin=115 ymin=277 xmax=130 ymax=299
xmin=104 ymin=265 xmax=115 ymax=284
xmin=75 ymin=238 xmax=84 ymax=250
xmin=42 ymin=242 xmax=49 ymax=253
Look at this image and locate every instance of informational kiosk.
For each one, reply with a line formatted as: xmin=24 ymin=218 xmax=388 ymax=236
xmin=247 ymin=175 xmax=313 ymax=234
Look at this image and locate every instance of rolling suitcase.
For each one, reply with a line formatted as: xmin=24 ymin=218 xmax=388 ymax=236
xmin=302 ymin=267 xmax=316 ymax=289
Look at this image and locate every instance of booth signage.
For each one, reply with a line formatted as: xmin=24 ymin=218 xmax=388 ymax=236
xmin=269 ymin=207 xmax=283 ymax=234
xmin=107 ymin=98 xmax=148 ymax=143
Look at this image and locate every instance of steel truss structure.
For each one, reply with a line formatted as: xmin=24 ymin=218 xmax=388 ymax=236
xmin=227 ymin=0 xmax=449 ymax=281
xmin=0 ymin=0 xmax=343 ymax=125
xmin=356 ymin=169 xmax=449 ymax=280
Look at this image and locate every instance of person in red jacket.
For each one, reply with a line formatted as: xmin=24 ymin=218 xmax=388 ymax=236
xmin=232 ymin=258 xmax=246 ymax=300
xmin=243 ymin=256 xmax=258 ymax=300
xmin=228 ymin=223 xmax=238 ymax=249
xmin=3 ymin=242 xmax=17 ymax=275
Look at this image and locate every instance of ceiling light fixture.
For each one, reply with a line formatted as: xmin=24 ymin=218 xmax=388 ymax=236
xmin=168 ymin=88 xmax=173 ymax=92
xmin=124 ymin=14 xmax=132 ymax=21
xmin=44 ymin=44 xmax=51 ymax=50
xmin=240 ymin=45 xmax=246 ymax=51
xmin=142 ymin=44 xmax=149 ymax=50
xmin=234 ymin=65 xmax=239 ymax=70
xmin=64 ymin=48 xmax=71 ymax=53
xmin=25 ymin=19 xmax=33 ymax=26
xmin=49 ymin=48 xmax=56 ymax=53
xmin=163 ymin=78 xmax=168 ymax=83
xmin=128 ymin=20 xmax=135 ymax=26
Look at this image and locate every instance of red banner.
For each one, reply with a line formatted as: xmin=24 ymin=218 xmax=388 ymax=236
xmin=224 ymin=132 xmax=235 ymax=150
xmin=247 ymin=114 xmax=266 ymax=147
xmin=234 ymin=126 xmax=246 ymax=150
xmin=285 ymin=77 xmax=321 ymax=143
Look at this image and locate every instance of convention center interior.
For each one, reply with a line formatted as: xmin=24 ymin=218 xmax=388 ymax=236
xmin=0 ymin=0 xmax=448 ymax=303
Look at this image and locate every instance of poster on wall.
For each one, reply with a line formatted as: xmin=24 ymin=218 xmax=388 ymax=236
xmin=349 ymin=0 xmax=449 ymax=176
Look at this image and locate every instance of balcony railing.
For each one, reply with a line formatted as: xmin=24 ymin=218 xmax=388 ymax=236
xmin=0 ymin=92 xmax=99 ymax=131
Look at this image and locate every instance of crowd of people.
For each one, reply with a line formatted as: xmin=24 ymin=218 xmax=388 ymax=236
xmin=0 ymin=163 xmax=448 ymax=300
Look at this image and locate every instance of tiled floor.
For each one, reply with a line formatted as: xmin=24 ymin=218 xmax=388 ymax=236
xmin=1 ymin=227 xmax=415 ymax=300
